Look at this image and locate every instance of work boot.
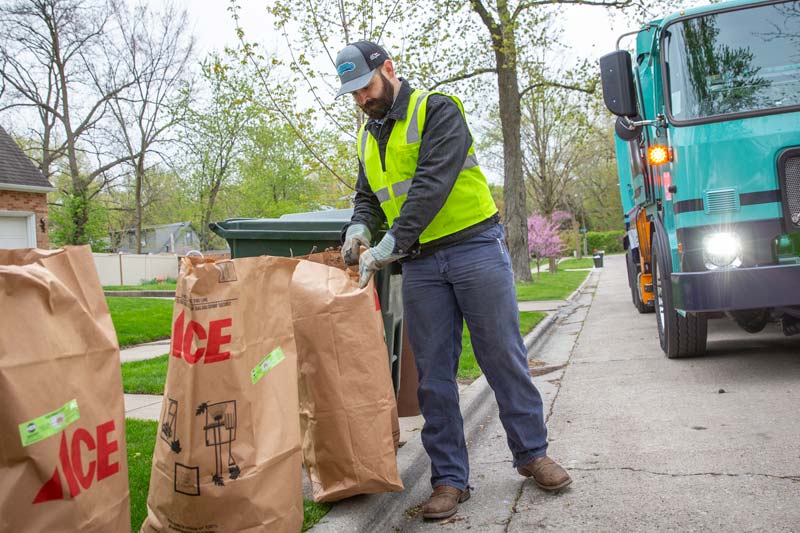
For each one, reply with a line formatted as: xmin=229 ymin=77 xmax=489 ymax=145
xmin=421 ymin=485 xmax=471 ymax=519
xmin=517 ymin=456 xmax=572 ymax=491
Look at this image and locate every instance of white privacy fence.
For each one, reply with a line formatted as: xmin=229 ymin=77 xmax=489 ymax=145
xmin=93 ymin=253 xmax=179 ymax=286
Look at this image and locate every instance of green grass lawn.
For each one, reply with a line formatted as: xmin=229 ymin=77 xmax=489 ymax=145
xmin=122 ymin=354 xmax=169 ymax=394
xmin=458 ymin=311 xmax=545 ymax=380
xmin=516 ymin=270 xmax=589 ymax=301
xmin=126 ymin=419 xmax=331 ymax=532
xmin=127 ymin=419 xmax=157 ymax=531
xmin=108 ymin=297 xmax=173 ymax=347
xmin=557 ymin=257 xmax=594 ymax=269
xmin=105 ymin=278 xmax=177 ymax=291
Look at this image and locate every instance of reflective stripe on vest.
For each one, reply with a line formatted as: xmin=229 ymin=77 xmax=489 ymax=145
xmin=357 ymin=89 xmax=497 ymax=243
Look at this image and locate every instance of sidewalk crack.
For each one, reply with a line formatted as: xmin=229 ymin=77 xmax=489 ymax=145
xmin=503 ymin=482 xmax=525 ymax=533
xmin=569 ymin=466 xmax=800 ymax=482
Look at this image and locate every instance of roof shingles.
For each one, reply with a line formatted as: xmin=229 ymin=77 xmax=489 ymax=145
xmin=0 ymin=125 xmax=54 ymax=190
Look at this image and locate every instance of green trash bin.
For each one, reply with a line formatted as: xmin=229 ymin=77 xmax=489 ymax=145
xmin=209 ymin=209 xmax=404 ymax=395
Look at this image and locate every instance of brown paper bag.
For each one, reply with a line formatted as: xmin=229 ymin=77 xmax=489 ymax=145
xmin=292 ymin=251 xmax=404 ymax=502
xmin=142 ymin=255 xmax=303 ymax=532
xmin=0 ymin=246 xmax=130 ymax=532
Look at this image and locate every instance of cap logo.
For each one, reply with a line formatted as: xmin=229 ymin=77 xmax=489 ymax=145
xmin=337 ymin=62 xmax=356 ymax=76
xmin=370 ymin=52 xmax=381 ymax=60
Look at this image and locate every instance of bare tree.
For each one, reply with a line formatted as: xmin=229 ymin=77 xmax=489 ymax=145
xmin=0 ymin=0 xmax=137 ymax=245
xmin=108 ymin=1 xmax=194 ymax=253
xmin=521 ymin=84 xmax=592 ymax=216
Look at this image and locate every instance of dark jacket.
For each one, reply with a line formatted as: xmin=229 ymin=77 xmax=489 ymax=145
xmin=346 ymin=79 xmax=498 ymax=259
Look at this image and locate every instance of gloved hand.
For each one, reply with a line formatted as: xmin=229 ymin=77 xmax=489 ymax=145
xmin=359 ymin=232 xmax=405 ymax=289
xmin=342 ymin=223 xmax=371 ymax=266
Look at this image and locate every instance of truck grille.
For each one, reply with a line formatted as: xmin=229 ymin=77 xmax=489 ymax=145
xmin=783 ymin=154 xmax=800 ymax=229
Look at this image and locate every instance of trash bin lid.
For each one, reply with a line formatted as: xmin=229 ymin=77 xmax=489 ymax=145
xmin=209 ymin=209 xmax=354 ymax=241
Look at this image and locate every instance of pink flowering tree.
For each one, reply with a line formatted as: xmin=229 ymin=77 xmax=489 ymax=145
xmin=528 ymin=211 xmax=572 ymax=275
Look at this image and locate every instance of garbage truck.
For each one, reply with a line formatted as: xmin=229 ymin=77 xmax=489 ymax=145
xmin=599 ymin=0 xmax=800 ymax=358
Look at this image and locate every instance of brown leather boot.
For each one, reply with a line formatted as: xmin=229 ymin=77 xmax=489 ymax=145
xmin=421 ymin=485 xmax=471 ymax=519
xmin=517 ymin=456 xmax=572 ymax=491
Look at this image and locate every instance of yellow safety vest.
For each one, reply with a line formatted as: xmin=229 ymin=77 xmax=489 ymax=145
xmin=357 ymin=89 xmax=498 ymax=244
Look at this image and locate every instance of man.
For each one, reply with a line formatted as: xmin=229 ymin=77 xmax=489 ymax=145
xmin=335 ymin=41 xmax=571 ymax=519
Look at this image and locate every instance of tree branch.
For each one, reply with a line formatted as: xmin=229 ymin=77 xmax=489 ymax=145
xmin=519 ymin=79 xmax=596 ymax=100
xmin=429 ymin=67 xmax=497 ymax=90
xmin=516 ymin=0 xmax=634 ymax=11
xmin=469 ymin=0 xmax=500 ymax=36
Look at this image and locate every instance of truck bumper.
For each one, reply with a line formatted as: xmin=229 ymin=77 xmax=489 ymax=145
xmin=671 ymin=264 xmax=800 ymax=312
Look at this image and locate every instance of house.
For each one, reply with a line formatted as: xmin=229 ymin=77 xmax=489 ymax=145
xmin=111 ymin=221 xmax=201 ymax=254
xmin=0 ymin=125 xmax=55 ymax=249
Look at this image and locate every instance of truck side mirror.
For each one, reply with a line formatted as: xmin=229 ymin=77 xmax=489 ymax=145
xmin=615 ymin=116 xmax=642 ymax=141
xmin=599 ymin=50 xmax=637 ymax=117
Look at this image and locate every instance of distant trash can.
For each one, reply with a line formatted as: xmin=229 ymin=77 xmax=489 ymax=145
xmin=593 ymin=254 xmax=604 ymax=268
xmin=209 ymin=209 xmax=404 ymax=396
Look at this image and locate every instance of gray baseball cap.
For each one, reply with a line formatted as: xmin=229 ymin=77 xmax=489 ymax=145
xmin=335 ymin=41 xmax=390 ymax=98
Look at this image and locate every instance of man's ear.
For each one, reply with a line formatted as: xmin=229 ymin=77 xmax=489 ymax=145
xmin=382 ymin=59 xmax=396 ymax=80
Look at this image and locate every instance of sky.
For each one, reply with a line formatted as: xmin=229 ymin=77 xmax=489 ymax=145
xmin=155 ymin=0 xmax=640 ymax=185
xmin=171 ymin=0 xmax=631 ymax=83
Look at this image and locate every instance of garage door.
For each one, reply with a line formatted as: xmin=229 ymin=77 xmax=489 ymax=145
xmin=0 ymin=215 xmax=32 ymax=249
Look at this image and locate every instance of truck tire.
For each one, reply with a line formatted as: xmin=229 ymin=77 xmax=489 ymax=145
xmin=626 ymin=251 xmax=653 ymax=314
xmin=651 ymin=241 xmax=707 ymax=358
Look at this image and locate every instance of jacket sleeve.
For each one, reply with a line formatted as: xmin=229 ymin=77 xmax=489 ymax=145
xmin=342 ymin=158 xmax=386 ymax=244
xmin=388 ymin=94 xmax=472 ymax=255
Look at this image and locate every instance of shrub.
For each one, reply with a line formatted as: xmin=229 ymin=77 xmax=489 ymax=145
xmin=586 ymin=230 xmax=625 ymax=254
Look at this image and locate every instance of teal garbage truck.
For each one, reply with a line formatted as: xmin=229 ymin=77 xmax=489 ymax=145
xmin=599 ymin=0 xmax=800 ymax=357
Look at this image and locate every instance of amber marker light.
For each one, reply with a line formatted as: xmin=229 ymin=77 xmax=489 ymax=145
xmin=648 ymin=145 xmax=670 ymax=165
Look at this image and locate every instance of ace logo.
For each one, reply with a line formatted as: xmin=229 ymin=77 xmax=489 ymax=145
xmin=171 ymin=310 xmax=233 ymax=364
xmin=33 ymin=420 xmax=120 ymax=504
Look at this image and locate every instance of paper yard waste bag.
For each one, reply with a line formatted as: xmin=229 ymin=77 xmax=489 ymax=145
xmin=0 ymin=246 xmax=130 ymax=532
xmin=142 ymin=255 xmax=303 ymax=533
xmin=292 ymin=251 xmax=404 ymax=502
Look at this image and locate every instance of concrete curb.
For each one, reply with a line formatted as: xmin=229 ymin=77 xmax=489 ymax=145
xmin=314 ymin=373 xmax=496 ymax=533
xmin=104 ymin=290 xmax=175 ymax=297
xmin=314 ymin=271 xmax=595 ymax=531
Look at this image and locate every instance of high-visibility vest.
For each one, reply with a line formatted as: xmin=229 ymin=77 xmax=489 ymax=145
xmin=357 ymin=89 xmax=498 ymax=244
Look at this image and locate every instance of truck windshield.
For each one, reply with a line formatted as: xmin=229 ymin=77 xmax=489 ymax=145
xmin=663 ymin=0 xmax=800 ymax=122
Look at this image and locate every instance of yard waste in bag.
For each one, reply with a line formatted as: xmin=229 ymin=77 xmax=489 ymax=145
xmin=142 ymin=255 xmax=303 ymax=532
xmin=0 ymin=246 xmax=130 ymax=532
xmin=292 ymin=250 xmax=404 ymax=502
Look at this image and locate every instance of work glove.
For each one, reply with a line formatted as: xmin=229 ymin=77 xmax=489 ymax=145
xmin=342 ymin=223 xmax=372 ymax=266
xmin=359 ymin=232 xmax=405 ymax=289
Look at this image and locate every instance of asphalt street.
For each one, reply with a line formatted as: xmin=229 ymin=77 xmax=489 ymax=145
xmin=397 ymin=253 xmax=800 ymax=532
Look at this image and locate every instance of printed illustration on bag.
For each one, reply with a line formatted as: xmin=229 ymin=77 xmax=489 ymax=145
xmin=216 ymin=260 xmax=237 ymax=282
xmin=174 ymin=463 xmax=201 ymax=496
xmin=195 ymin=400 xmax=240 ymax=485
xmin=160 ymin=398 xmax=181 ymax=453
xmin=32 ymin=420 xmax=121 ymax=504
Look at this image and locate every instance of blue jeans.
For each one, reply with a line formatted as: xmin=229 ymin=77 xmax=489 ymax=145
xmin=402 ymin=224 xmax=548 ymax=491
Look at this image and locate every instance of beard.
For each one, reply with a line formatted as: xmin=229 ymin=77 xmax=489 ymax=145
xmin=359 ymin=72 xmax=394 ymax=119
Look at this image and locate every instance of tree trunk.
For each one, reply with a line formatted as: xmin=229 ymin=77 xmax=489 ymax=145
xmin=494 ymin=22 xmax=531 ymax=282
xmin=135 ymin=155 xmax=144 ymax=254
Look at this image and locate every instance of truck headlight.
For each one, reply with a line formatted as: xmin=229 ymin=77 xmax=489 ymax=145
xmin=702 ymin=232 xmax=742 ymax=270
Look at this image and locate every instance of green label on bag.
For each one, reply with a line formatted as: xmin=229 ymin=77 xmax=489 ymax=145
xmin=19 ymin=399 xmax=80 ymax=447
xmin=251 ymin=347 xmax=285 ymax=384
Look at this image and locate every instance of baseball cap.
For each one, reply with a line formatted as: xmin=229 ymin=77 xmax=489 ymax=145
xmin=335 ymin=41 xmax=390 ymax=98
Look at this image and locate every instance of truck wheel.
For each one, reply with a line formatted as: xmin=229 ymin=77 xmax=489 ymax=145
xmin=651 ymin=242 xmax=707 ymax=358
xmin=627 ymin=251 xmax=653 ymax=314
